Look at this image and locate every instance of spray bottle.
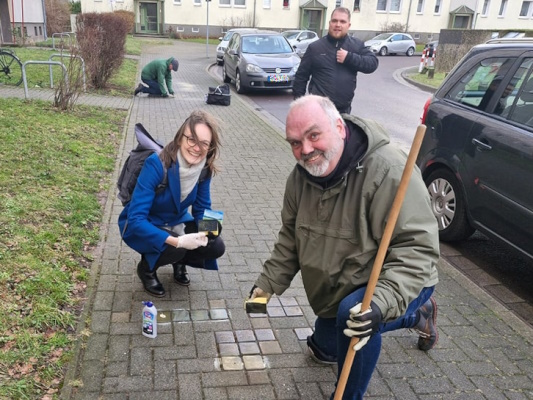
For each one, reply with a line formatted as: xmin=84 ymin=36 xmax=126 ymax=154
xmin=142 ymin=301 xmax=157 ymax=338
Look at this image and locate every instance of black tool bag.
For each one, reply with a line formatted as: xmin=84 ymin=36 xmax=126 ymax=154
xmin=206 ymin=84 xmax=231 ymax=106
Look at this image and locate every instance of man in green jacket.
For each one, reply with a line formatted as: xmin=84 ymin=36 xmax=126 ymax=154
xmin=248 ymin=95 xmax=439 ymax=400
xmin=134 ymin=57 xmax=178 ymax=97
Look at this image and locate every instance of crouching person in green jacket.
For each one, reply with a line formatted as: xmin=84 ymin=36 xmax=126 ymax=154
xmin=247 ymin=95 xmax=440 ymax=400
xmin=134 ymin=57 xmax=179 ymax=98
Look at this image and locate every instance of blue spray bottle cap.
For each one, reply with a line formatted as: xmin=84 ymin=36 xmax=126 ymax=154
xmin=143 ymin=301 xmax=153 ymax=307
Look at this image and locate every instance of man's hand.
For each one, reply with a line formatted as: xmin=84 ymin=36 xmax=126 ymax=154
xmin=336 ymin=48 xmax=348 ymax=64
xmin=248 ymin=286 xmax=272 ymax=301
xmin=176 ymin=233 xmax=208 ymax=250
xmin=343 ymin=300 xmax=382 ymax=350
xmin=244 ymin=285 xmax=271 ymax=313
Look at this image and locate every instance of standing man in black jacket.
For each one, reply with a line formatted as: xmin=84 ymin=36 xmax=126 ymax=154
xmin=293 ymin=7 xmax=378 ymax=114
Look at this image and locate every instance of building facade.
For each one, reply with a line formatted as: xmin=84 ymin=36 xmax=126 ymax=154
xmin=79 ymin=0 xmax=533 ymax=43
xmin=0 ymin=0 xmax=47 ymax=44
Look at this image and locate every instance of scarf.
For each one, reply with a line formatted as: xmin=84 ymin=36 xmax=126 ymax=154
xmin=177 ymin=148 xmax=206 ymax=202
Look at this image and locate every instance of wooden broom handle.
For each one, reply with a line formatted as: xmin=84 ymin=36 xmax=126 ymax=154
xmin=333 ymin=124 xmax=427 ymax=400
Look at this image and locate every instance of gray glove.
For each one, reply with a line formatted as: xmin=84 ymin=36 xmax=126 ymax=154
xmin=343 ymin=300 xmax=383 ymax=351
xmin=177 ymin=233 xmax=208 ymax=250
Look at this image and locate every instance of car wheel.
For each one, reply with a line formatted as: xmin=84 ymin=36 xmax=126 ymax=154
xmin=222 ymin=66 xmax=231 ymax=83
xmin=379 ymin=46 xmax=388 ymax=56
xmin=424 ymin=168 xmax=475 ymax=241
xmin=406 ymin=47 xmax=415 ymax=57
xmin=236 ymin=70 xmax=246 ymax=94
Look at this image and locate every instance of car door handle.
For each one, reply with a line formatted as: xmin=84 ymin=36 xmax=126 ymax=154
xmin=472 ymin=138 xmax=492 ymax=151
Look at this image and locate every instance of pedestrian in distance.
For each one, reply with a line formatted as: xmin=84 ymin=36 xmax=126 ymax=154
xmin=247 ymin=95 xmax=440 ymax=399
xmin=118 ymin=110 xmax=225 ymax=297
xmin=292 ymin=7 xmax=378 ymax=114
xmin=134 ymin=57 xmax=179 ymax=98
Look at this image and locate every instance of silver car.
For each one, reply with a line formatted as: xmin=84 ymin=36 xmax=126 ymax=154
xmin=281 ymin=30 xmax=319 ymax=56
xmin=222 ymin=31 xmax=300 ymax=94
xmin=364 ymin=32 xmax=416 ymax=56
xmin=216 ymin=28 xmax=260 ymax=65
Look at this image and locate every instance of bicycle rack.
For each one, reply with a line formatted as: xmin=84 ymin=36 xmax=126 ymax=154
xmin=22 ymin=61 xmax=68 ymax=99
xmin=52 ymin=32 xmax=76 ymax=50
xmin=49 ymin=54 xmax=86 ymax=92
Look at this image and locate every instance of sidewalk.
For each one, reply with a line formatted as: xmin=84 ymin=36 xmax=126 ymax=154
xmin=6 ymin=41 xmax=531 ymax=399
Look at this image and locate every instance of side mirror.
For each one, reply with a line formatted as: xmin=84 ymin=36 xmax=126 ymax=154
xmin=228 ymin=49 xmax=237 ymax=56
xmin=218 ymin=37 xmax=223 ymax=41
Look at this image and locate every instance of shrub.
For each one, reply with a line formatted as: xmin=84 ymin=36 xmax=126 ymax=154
xmin=76 ymin=13 xmax=129 ymax=89
xmin=44 ymin=0 xmax=71 ymax=34
xmin=114 ymin=10 xmax=135 ymax=34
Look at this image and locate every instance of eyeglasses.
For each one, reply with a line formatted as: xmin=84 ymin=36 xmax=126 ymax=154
xmin=183 ymin=134 xmax=212 ymax=151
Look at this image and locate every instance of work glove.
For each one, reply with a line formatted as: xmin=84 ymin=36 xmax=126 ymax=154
xmin=343 ymin=300 xmax=383 ymax=351
xmin=176 ymin=233 xmax=208 ymax=250
xmin=247 ymin=285 xmax=272 ymax=302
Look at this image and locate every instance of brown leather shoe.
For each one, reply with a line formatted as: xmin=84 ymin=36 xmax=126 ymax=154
xmin=414 ymin=296 xmax=438 ymax=351
xmin=173 ymin=263 xmax=190 ymax=286
xmin=137 ymin=259 xmax=165 ymax=297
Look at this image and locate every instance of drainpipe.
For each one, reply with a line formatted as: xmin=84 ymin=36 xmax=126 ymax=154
xmin=21 ymin=0 xmax=24 ymax=43
xmin=11 ymin=0 xmax=15 ymax=34
xmin=405 ymin=0 xmax=413 ymax=32
xmin=41 ymin=0 xmax=47 ymax=40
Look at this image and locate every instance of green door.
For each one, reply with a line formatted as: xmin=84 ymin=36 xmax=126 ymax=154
xmin=303 ymin=10 xmax=322 ymax=34
xmin=140 ymin=2 xmax=158 ymax=33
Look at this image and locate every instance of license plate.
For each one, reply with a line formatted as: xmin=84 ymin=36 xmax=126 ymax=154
xmin=267 ymin=74 xmax=289 ymax=82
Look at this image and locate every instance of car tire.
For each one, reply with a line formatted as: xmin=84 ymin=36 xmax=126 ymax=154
xmin=425 ymin=168 xmax=475 ymax=242
xmin=235 ymin=70 xmax=246 ymax=94
xmin=379 ymin=46 xmax=388 ymax=56
xmin=222 ymin=67 xmax=231 ymax=83
xmin=406 ymin=47 xmax=415 ymax=57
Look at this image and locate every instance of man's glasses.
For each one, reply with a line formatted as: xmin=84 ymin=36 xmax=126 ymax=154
xmin=183 ymin=134 xmax=212 ymax=151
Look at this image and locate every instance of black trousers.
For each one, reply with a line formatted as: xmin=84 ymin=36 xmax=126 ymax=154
xmin=151 ymin=221 xmax=225 ymax=269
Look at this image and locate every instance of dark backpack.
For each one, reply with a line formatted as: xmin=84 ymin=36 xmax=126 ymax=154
xmin=117 ymin=123 xmax=167 ymax=206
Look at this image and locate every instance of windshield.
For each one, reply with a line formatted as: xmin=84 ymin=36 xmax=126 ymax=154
xmin=372 ymin=33 xmax=392 ymax=41
xmin=222 ymin=32 xmax=234 ymax=41
xmin=282 ymin=31 xmax=299 ymax=40
xmin=242 ymin=35 xmax=294 ymax=54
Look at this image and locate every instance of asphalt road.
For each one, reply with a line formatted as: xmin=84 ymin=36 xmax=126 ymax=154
xmin=211 ymin=56 xmax=533 ymax=328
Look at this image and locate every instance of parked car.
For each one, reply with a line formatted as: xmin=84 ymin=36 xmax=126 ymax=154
xmin=364 ymin=32 xmax=416 ymax=56
xmin=281 ymin=29 xmax=319 ymax=56
xmin=222 ymin=31 xmax=301 ymax=94
xmin=216 ymin=28 xmax=260 ymax=65
xmin=417 ymin=38 xmax=533 ymax=261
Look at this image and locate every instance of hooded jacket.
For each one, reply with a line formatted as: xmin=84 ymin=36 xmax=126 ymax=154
xmin=293 ymin=34 xmax=378 ymax=112
xmin=254 ymin=116 xmax=439 ymax=320
xmin=140 ymin=57 xmax=175 ymax=96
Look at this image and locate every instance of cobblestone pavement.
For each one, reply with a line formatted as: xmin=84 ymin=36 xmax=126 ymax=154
xmin=3 ymin=41 xmax=532 ymax=399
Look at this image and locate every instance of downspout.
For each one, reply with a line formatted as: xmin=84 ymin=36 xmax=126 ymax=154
xmin=21 ymin=0 xmax=24 ymax=42
xmin=11 ymin=0 xmax=15 ymax=33
xmin=253 ymin=0 xmax=256 ymax=27
xmin=405 ymin=0 xmax=413 ymax=32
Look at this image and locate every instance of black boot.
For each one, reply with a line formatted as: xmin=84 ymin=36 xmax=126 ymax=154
xmin=173 ymin=263 xmax=190 ymax=286
xmin=137 ymin=259 xmax=165 ymax=297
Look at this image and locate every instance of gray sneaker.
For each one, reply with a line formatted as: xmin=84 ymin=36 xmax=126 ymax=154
xmin=414 ymin=296 xmax=438 ymax=351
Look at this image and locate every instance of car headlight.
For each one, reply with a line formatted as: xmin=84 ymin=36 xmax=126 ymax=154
xmin=246 ymin=64 xmax=263 ymax=73
xmin=370 ymin=43 xmax=382 ymax=49
xmin=292 ymin=62 xmax=300 ymax=74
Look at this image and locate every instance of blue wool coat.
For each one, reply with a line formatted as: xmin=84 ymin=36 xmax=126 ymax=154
xmin=118 ymin=153 xmax=217 ymax=270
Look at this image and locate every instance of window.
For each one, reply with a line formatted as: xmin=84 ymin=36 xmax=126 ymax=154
xmin=354 ymin=0 xmax=360 ymax=11
xmin=220 ymin=0 xmax=230 ymax=6
xmin=234 ymin=0 xmax=245 ymax=6
xmin=39 ymin=26 xmax=42 ymax=35
xmin=174 ymin=0 xmax=181 ymax=4
xmin=498 ymin=0 xmax=507 ymax=16
xmin=263 ymin=0 xmax=270 ymax=8
xmin=417 ymin=0 xmax=424 ymax=13
xmin=34 ymin=26 xmax=38 ymax=36
xmin=481 ymin=0 xmax=490 ymax=16
xmin=434 ymin=0 xmax=441 ymax=14
xmin=377 ymin=0 xmax=387 ymax=11
xmin=192 ymin=27 xmax=199 ymax=33
xmin=283 ymin=0 xmax=289 ymax=8
xmin=519 ymin=1 xmax=532 ymax=17
xmin=390 ymin=0 xmax=401 ymax=11
xmin=336 ymin=0 xmax=342 ymax=7
xmin=376 ymin=0 xmax=400 ymax=12
xmin=194 ymin=0 xmax=201 ymax=5
xmin=445 ymin=57 xmax=514 ymax=110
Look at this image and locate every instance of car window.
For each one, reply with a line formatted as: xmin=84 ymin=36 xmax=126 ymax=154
xmin=504 ymin=59 xmax=533 ymax=127
xmin=444 ymin=57 xmax=515 ymax=109
xmin=223 ymin=32 xmax=234 ymax=41
xmin=283 ymin=31 xmax=299 ymax=40
xmin=243 ymin=35 xmax=293 ymax=54
xmin=373 ymin=33 xmax=391 ymax=40
xmin=391 ymin=34 xmax=402 ymax=41
xmin=402 ymin=35 xmax=412 ymax=41
xmin=228 ymin=34 xmax=239 ymax=52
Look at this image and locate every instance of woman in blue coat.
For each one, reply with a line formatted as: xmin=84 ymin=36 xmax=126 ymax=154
xmin=118 ymin=110 xmax=225 ymax=297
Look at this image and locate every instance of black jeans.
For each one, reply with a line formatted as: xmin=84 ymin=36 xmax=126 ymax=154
xmin=153 ymin=221 xmax=225 ymax=269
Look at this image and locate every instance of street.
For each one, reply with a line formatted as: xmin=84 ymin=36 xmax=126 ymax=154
xmin=211 ymin=56 xmax=533 ymax=327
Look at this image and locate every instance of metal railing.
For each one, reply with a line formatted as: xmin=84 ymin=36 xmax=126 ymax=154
xmin=22 ymin=60 xmax=68 ymax=99
xmin=49 ymin=53 xmax=86 ymax=91
xmin=52 ymin=32 xmax=77 ymax=50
